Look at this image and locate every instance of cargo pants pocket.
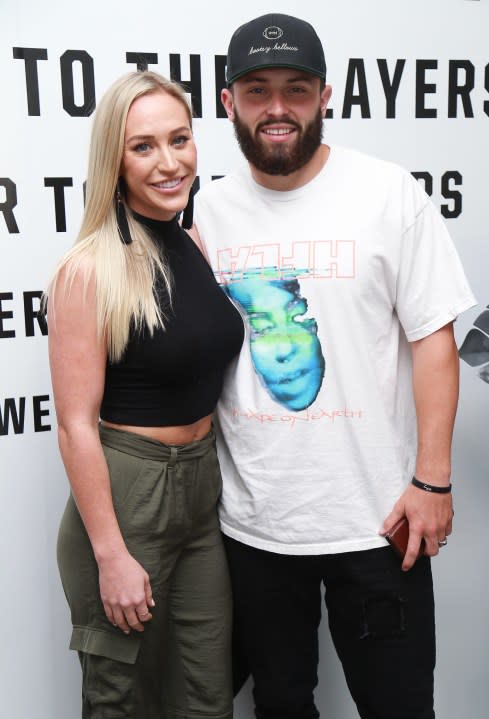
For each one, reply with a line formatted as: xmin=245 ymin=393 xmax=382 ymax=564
xmin=72 ymin=626 xmax=143 ymax=719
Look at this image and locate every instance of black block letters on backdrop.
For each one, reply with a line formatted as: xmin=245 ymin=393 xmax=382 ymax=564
xmin=12 ymin=47 xmax=207 ymax=118
xmin=3 ymin=46 xmax=483 ymax=228
xmin=11 ymin=48 xmax=489 ymax=119
xmin=60 ymin=51 xmax=96 ymax=116
xmin=411 ymin=171 xmax=463 ymax=219
xmin=341 ymin=59 xmax=488 ymax=119
xmin=0 ymin=170 xmax=465 ymax=237
xmin=12 ymin=47 xmax=48 ymax=115
xmin=0 ymin=178 xmax=19 ymax=233
xmin=44 ymin=178 xmax=74 ymax=232
xmin=0 ymin=291 xmax=47 ymax=339
xmin=1 ymin=289 xmax=51 ymax=436
xmin=0 ymin=395 xmax=51 ymax=435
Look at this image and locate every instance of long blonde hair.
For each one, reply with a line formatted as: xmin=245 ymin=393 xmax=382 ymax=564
xmin=46 ymin=71 xmax=193 ymax=361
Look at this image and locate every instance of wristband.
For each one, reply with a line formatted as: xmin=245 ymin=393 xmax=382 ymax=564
xmin=411 ymin=476 xmax=452 ymax=494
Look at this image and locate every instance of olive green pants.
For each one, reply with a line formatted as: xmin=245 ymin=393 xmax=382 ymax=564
xmin=57 ymin=426 xmax=233 ymax=719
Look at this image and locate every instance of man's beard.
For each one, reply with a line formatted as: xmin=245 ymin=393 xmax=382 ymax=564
xmin=233 ymin=108 xmax=324 ymax=176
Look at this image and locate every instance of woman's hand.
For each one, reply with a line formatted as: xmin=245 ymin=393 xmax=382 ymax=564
xmin=98 ymin=550 xmax=155 ymax=633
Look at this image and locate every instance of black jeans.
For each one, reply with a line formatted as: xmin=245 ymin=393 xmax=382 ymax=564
xmin=224 ymin=536 xmax=435 ymax=719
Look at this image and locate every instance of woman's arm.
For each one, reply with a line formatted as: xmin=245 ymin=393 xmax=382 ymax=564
xmin=48 ymin=262 xmax=154 ymax=633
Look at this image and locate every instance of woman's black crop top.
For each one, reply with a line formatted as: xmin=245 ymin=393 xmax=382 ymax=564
xmin=99 ymin=213 xmax=244 ymax=426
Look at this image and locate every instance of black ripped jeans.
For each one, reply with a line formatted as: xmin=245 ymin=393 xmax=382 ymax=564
xmin=224 ymin=537 xmax=435 ymax=719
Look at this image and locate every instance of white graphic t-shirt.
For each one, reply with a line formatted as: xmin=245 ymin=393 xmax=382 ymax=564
xmin=195 ymin=146 xmax=475 ymax=555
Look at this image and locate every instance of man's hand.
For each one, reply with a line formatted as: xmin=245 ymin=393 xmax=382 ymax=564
xmin=382 ymin=483 xmax=454 ymax=571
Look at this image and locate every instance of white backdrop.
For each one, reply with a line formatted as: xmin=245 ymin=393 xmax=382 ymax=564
xmin=1 ymin=1 xmax=488 ymax=717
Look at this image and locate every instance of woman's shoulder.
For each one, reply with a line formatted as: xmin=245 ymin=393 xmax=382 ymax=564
xmin=48 ymin=242 xmax=98 ymax=309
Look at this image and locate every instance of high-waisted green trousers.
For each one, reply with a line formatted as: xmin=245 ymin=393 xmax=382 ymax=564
xmin=57 ymin=425 xmax=233 ymax=719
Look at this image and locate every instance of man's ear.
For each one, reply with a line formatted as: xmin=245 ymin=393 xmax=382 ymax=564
xmin=221 ymin=88 xmax=235 ymax=121
xmin=320 ymin=84 xmax=332 ymax=118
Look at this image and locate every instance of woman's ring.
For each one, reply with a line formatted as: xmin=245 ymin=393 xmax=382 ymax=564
xmin=438 ymin=538 xmax=448 ymax=547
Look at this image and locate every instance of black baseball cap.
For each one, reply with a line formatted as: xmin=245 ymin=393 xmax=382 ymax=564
xmin=226 ymin=13 xmax=326 ymax=86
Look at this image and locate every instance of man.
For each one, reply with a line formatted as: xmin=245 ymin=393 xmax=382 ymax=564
xmin=195 ymin=13 xmax=476 ymax=719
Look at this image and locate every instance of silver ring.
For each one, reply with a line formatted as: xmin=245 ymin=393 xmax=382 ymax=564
xmin=438 ymin=538 xmax=448 ymax=547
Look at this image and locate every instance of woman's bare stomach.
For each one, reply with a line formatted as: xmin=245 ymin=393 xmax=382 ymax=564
xmin=101 ymin=413 xmax=213 ymax=445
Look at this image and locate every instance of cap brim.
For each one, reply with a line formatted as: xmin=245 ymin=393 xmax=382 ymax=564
xmin=227 ymin=62 xmax=326 ymax=85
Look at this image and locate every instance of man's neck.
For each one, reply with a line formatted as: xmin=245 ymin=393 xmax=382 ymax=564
xmin=249 ymin=144 xmax=330 ymax=192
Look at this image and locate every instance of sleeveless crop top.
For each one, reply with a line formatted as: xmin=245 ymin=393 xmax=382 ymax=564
xmin=100 ymin=213 xmax=244 ymax=426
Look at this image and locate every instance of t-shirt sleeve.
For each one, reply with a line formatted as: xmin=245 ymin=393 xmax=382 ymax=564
xmin=395 ymin=178 xmax=476 ymax=342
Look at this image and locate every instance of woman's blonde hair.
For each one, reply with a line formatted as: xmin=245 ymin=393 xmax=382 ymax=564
xmin=46 ymin=71 xmax=193 ymax=361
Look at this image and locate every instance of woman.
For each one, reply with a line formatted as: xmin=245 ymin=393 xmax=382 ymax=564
xmin=46 ymin=71 xmax=243 ymax=718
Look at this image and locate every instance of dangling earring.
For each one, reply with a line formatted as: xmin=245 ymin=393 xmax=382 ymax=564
xmin=115 ymin=182 xmax=132 ymax=245
xmin=181 ymin=183 xmax=194 ymax=230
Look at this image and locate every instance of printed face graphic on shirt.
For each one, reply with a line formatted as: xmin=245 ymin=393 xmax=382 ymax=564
xmin=226 ymin=277 xmax=325 ymax=410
